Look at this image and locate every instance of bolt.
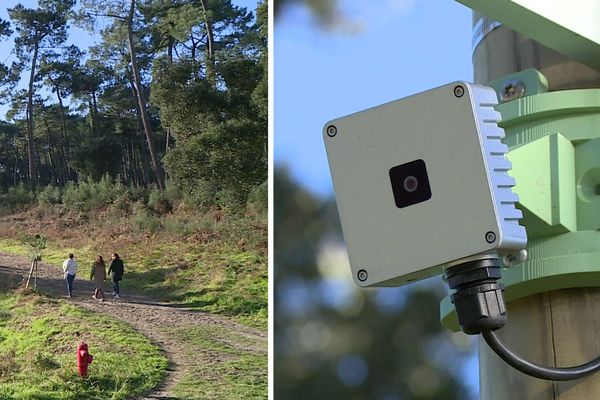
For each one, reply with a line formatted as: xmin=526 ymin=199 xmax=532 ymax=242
xmin=326 ymin=125 xmax=337 ymax=137
xmin=357 ymin=269 xmax=368 ymax=282
xmin=485 ymin=231 xmax=497 ymax=244
xmin=500 ymin=80 xmax=525 ymax=102
xmin=453 ymin=85 xmax=464 ymax=98
xmin=503 ymin=249 xmax=528 ymax=267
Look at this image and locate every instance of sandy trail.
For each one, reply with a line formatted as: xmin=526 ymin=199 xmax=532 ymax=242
xmin=0 ymin=253 xmax=267 ymax=400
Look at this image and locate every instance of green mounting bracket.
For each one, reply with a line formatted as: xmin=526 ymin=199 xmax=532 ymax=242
xmin=507 ymin=133 xmax=576 ymax=236
xmin=441 ymin=69 xmax=600 ymax=331
xmin=455 ymin=0 xmax=600 ymax=70
xmin=490 ymin=68 xmax=549 ymax=101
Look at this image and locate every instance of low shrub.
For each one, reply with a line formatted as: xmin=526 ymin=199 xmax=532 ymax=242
xmin=0 ymin=183 xmax=34 ymax=212
xmin=246 ymin=180 xmax=267 ymax=217
xmin=38 ymin=185 xmax=62 ymax=209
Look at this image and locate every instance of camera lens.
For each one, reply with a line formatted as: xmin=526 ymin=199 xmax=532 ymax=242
xmin=389 ymin=159 xmax=431 ymax=208
xmin=403 ymin=176 xmax=418 ymax=192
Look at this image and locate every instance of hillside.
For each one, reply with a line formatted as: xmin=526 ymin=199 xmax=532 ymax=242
xmin=0 ymin=202 xmax=267 ymax=328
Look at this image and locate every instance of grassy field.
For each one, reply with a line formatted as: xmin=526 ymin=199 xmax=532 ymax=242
xmin=0 ymin=208 xmax=268 ymax=329
xmin=169 ymin=325 xmax=267 ymax=400
xmin=0 ymin=289 xmax=167 ymax=400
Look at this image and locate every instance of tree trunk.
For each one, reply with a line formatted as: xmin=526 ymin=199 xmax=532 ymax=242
xmin=53 ymin=84 xmax=69 ymax=184
xmin=13 ymin=146 xmax=19 ymax=185
xmin=167 ymin=37 xmax=174 ymax=64
xmin=199 ymin=0 xmax=216 ymax=87
xmin=42 ymin=117 xmax=56 ymax=184
xmin=165 ymin=38 xmax=173 ymax=157
xmin=126 ymin=0 xmax=165 ymax=191
xmin=137 ymin=139 xmax=151 ymax=186
xmin=128 ymin=76 xmax=153 ymax=187
xmin=26 ymin=40 xmax=40 ymax=190
xmin=91 ymin=90 xmax=99 ymax=136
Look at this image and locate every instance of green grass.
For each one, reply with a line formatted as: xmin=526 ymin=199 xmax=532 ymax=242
xmin=124 ymin=242 xmax=267 ymax=328
xmin=167 ymin=325 xmax=267 ymax=399
xmin=0 ymin=290 xmax=167 ymax=399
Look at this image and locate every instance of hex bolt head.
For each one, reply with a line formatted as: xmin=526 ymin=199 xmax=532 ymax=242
xmin=500 ymin=80 xmax=525 ymax=102
xmin=453 ymin=85 xmax=465 ymax=98
xmin=357 ymin=269 xmax=368 ymax=282
xmin=485 ymin=231 xmax=497 ymax=244
xmin=326 ymin=125 xmax=337 ymax=137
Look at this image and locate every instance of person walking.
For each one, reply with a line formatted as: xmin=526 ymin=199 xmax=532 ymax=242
xmin=107 ymin=253 xmax=124 ymax=298
xmin=62 ymin=253 xmax=77 ymax=298
xmin=90 ymin=255 xmax=106 ymax=301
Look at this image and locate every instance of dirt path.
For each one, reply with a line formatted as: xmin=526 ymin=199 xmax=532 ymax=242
xmin=0 ymin=253 xmax=267 ymax=400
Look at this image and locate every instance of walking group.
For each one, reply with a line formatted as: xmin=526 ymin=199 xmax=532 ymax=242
xmin=61 ymin=253 xmax=125 ymax=300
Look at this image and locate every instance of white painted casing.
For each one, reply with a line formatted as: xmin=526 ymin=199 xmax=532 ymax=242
xmin=323 ymin=82 xmax=527 ymax=287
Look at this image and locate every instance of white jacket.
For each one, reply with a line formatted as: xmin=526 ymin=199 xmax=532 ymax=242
xmin=62 ymin=258 xmax=77 ymax=276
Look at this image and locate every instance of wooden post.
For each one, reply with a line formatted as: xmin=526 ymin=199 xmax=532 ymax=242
xmin=479 ymin=288 xmax=600 ymax=399
xmin=33 ymin=259 xmax=37 ymax=290
xmin=25 ymin=260 xmax=35 ymax=289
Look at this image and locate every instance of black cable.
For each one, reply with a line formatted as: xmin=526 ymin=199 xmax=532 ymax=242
xmin=482 ymin=329 xmax=600 ymax=381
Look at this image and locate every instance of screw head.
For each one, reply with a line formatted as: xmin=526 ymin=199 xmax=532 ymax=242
xmin=500 ymin=79 xmax=525 ymax=102
xmin=326 ymin=125 xmax=337 ymax=137
xmin=485 ymin=231 xmax=497 ymax=244
xmin=357 ymin=269 xmax=368 ymax=282
xmin=453 ymin=85 xmax=464 ymax=98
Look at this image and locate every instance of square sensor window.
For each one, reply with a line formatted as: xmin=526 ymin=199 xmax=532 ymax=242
xmin=389 ymin=159 xmax=432 ymax=208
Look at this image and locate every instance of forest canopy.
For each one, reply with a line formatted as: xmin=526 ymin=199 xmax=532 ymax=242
xmin=0 ymin=0 xmax=267 ymax=209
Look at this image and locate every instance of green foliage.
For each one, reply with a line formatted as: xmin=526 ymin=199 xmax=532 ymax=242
xmin=70 ymin=135 xmax=123 ymax=181
xmin=147 ymin=188 xmax=176 ymax=214
xmin=246 ymin=179 xmax=268 ymax=217
xmin=164 ymin=119 xmax=266 ymax=208
xmin=149 ymin=0 xmax=267 ymax=207
xmin=62 ymin=175 xmax=115 ymax=211
xmin=132 ymin=205 xmax=162 ymax=234
xmin=38 ymin=185 xmax=62 ymax=208
xmin=0 ymin=291 xmax=167 ymax=399
xmin=274 ymin=168 xmax=471 ymax=399
xmin=275 ymin=0 xmax=339 ymax=25
xmin=0 ymin=183 xmax=34 ymax=211
xmin=21 ymin=233 xmax=46 ymax=261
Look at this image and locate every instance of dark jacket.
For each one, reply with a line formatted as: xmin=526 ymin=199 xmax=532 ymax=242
xmin=108 ymin=258 xmax=124 ymax=281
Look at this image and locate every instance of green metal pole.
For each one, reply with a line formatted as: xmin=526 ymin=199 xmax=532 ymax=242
xmin=442 ymin=12 xmax=600 ymax=397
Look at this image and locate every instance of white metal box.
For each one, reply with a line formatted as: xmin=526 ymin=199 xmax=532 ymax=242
xmin=323 ymin=82 xmax=527 ymax=287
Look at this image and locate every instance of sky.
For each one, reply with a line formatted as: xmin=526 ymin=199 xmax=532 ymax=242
xmin=275 ymin=0 xmax=475 ymax=197
xmin=274 ymin=0 xmax=479 ymax=395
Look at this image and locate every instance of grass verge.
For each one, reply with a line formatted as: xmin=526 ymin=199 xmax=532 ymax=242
xmin=0 ymin=289 xmax=167 ymax=400
xmin=167 ymin=325 xmax=267 ymax=400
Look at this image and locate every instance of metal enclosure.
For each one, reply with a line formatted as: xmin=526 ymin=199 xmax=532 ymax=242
xmin=323 ymin=82 xmax=526 ymax=287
